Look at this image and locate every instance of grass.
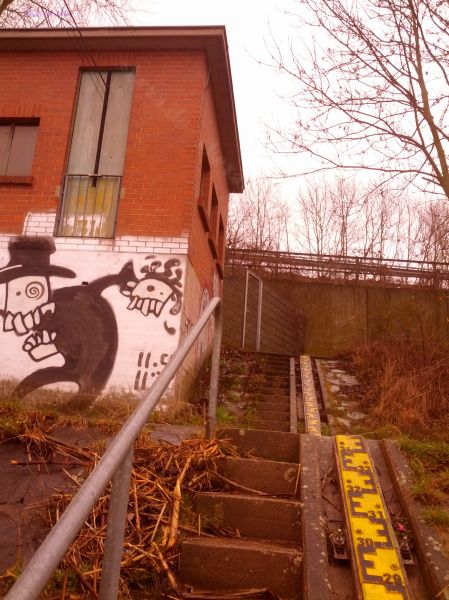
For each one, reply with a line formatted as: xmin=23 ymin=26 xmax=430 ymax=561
xmin=216 ymin=405 xmax=236 ymax=423
xmin=321 ymin=423 xmax=332 ymax=436
xmin=0 ymin=399 xmax=33 ymax=441
xmin=399 ymin=437 xmax=449 ymax=467
xmin=398 ymin=437 xmax=449 ymax=510
xmin=422 ymin=506 xmax=449 ymax=528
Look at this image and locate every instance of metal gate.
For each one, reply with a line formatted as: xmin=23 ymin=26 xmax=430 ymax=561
xmin=241 ymin=270 xmax=263 ymax=351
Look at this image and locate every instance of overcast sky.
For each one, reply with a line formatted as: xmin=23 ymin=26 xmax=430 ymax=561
xmin=133 ymin=0 xmax=298 ymax=188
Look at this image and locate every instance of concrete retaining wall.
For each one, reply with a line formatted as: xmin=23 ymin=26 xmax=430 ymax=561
xmin=223 ymin=276 xmax=449 ymax=356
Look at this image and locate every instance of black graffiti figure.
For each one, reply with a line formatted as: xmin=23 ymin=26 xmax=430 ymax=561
xmin=0 ymin=237 xmax=135 ymax=411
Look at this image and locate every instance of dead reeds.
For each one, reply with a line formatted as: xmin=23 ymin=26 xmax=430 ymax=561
xmin=350 ymin=340 xmax=449 ymax=436
xmin=2 ymin=426 xmax=237 ymax=599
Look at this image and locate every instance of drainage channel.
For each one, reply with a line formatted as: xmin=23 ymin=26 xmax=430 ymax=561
xmin=298 ymin=354 xmax=449 ymax=600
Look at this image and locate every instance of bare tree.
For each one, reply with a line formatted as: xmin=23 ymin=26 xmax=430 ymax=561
xmin=329 ymin=178 xmax=359 ymax=256
xmin=415 ymin=201 xmax=449 ymax=262
xmin=268 ymin=0 xmax=449 ymax=200
xmin=0 ymin=0 xmax=129 ymax=27
xmin=353 ymin=188 xmax=399 ymax=259
xmin=296 ymin=179 xmax=337 ymax=255
xmin=227 ymin=179 xmax=290 ymax=252
xmin=295 ymin=177 xmax=405 ymax=259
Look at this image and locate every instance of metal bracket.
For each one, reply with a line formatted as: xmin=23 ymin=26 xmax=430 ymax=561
xmin=329 ymin=527 xmax=349 ymax=561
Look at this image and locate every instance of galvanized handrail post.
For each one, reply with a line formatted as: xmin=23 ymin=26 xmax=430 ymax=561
xmin=206 ymin=301 xmax=222 ymax=439
xmin=98 ymin=446 xmax=134 ymax=600
xmin=256 ymin=278 xmax=263 ymax=352
xmin=241 ymin=269 xmax=250 ymax=349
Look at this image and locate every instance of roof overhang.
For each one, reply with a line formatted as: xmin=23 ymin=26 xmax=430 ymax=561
xmin=0 ymin=26 xmax=244 ymax=192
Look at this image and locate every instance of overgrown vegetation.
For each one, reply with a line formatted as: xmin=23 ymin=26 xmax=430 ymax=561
xmin=195 ymin=346 xmax=267 ymax=429
xmin=348 ymin=341 xmax=449 ymax=540
xmin=350 ymin=340 xmax=449 ymax=437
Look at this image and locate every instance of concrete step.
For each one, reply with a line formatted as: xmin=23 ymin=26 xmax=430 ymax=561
xmin=256 ymin=402 xmax=290 ymax=414
xmin=253 ymin=409 xmax=290 ymax=431
xmin=264 ymin=364 xmax=290 ymax=371
xmin=255 ymin=405 xmax=290 ymax=421
xmin=217 ymin=428 xmax=300 ymax=462
xmin=262 ymin=364 xmax=290 ymax=372
xmin=258 ymin=386 xmax=290 ymax=396
xmin=219 ymin=457 xmax=299 ymax=496
xmin=180 ymin=537 xmax=302 ymax=599
xmin=253 ymin=420 xmax=291 ymax=433
xmin=256 ymin=395 xmax=290 ymax=404
xmin=261 ymin=355 xmax=290 ymax=364
xmin=253 ymin=399 xmax=290 ymax=413
xmin=260 ymin=375 xmax=290 ymax=383
xmin=261 ymin=372 xmax=290 ymax=380
xmin=196 ymin=492 xmax=301 ymax=542
xmin=255 ymin=393 xmax=290 ymax=402
xmin=259 ymin=383 xmax=290 ymax=391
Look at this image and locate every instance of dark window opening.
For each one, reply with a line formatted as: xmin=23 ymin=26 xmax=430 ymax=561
xmin=208 ymin=186 xmax=219 ymax=258
xmin=56 ymin=69 xmax=135 ymax=238
xmin=198 ymin=147 xmax=211 ymax=231
xmin=216 ymin=215 xmax=226 ymax=279
xmin=0 ymin=119 xmax=39 ymax=177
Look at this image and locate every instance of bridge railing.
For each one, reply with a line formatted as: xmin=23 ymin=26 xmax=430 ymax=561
xmin=226 ymin=248 xmax=449 ymax=288
xmin=5 ymin=297 xmax=222 ymax=600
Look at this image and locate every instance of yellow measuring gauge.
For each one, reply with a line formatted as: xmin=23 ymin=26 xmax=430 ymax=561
xmin=300 ymin=355 xmax=321 ymax=435
xmin=335 ymin=435 xmax=412 ymax=600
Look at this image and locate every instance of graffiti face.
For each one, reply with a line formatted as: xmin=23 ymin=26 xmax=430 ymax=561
xmin=122 ymin=278 xmax=174 ymax=317
xmin=6 ymin=276 xmax=49 ymax=313
xmin=2 ymin=276 xmax=52 ymax=335
xmin=121 ymin=255 xmax=183 ymax=322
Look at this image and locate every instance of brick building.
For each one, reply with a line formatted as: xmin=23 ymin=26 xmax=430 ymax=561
xmin=0 ymin=27 xmax=243 ymax=411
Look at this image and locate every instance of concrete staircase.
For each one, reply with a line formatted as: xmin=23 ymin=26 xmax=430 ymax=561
xmin=180 ymin=354 xmax=302 ymax=599
xmin=253 ymin=355 xmax=292 ymax=433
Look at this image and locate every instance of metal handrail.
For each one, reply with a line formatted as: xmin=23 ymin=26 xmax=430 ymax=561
xmin=6 ymin=297 xmax=222 ymax=600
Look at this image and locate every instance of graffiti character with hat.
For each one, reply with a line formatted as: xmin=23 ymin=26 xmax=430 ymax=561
xmin=0 ymin=236 xmax=134 ymax=411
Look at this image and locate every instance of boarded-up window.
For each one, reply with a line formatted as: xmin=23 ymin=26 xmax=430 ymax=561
xmin=57 ymin=69 xmax=135 ymax=238
xmin=0 ymin=120 xmax=39 ymax=176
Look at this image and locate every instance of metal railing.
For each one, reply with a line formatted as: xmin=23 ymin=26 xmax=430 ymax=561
xmin=56 ymin=174 xmax=121 ymax=238
xmin=6 ymin=297 xmax=222 ymax=600
xmin=226 ymin=247 xmax=449 ymax=288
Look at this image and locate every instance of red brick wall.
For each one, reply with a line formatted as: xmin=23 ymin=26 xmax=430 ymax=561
xmin=188 ymin=81 xmax=230 ymax=299
xmin=0 ymin=49 xmax=207 ymax=237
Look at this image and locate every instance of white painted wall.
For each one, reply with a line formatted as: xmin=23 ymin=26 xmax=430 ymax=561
xmin=0 ymin=217 xmax=188 ymax=407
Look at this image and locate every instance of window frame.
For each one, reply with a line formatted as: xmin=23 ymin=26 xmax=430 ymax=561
xmin=197 ymin=147 xmax=212 ymax=232
xmin=0 ymin=117 xmax=39 ymax=185
xmin=55 ymin=68 xmax=135 ymax=239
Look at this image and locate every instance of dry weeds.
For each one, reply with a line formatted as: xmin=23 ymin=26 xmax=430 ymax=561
xmin=0 ymin=425 xmax=242 ymax=599
xmin=350 ymin=340 xmax=449 ymax=437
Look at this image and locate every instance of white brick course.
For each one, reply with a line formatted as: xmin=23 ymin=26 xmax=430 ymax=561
xmin=15 ymin=212 xmax=191 ymax=256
